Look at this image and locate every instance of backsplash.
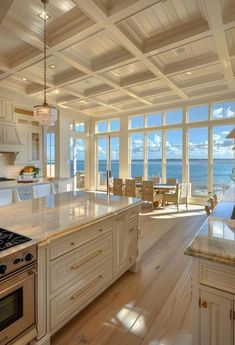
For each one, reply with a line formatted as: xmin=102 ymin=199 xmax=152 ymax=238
xmin=0 ymin=153 xmax=24 ymax=178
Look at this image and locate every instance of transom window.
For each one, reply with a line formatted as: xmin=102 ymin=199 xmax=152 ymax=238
xmin=96 ymin=119 xmax=120 ymax=133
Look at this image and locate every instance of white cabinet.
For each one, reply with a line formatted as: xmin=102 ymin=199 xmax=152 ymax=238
xmin=192 ymin=259 xmax=235 ymax=345
xmin=0 ymin=99 xmax=14 ymax=122
xmin=199 ymin=286 xmax=234 ymax=345
xmin=15 ymin=125 xmax=42 ymax=166
xmin=36 ymin=205 xmax=141 ymax=343
xmin=113 ymin=214 xmax=138 ymax=277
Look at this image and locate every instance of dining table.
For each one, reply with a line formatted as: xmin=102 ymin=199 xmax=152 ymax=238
xmin=135 ymin=182 xmax=176 ymax=193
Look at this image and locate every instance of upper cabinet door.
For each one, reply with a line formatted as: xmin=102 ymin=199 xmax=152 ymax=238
xmin=0 ymin=99 xmax=14 ymax=122
xmin=199 ymin=287 xmax=233 ymax=345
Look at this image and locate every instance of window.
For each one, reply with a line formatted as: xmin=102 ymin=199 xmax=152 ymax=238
xmin=188 ymin=128 xmax=208 ymax=197
xmin=70 ymin=121 xmax=86 ymax=132
xmin=70 ymin=137 xmax=86 ymax=187
xmin=146 ymin=113 xmax=162 ymax=127
xmin=75 ymin=122 xmax=86 ymax=132
xmin=110 ymin=119 xmax=120 ymax=132
xmin=46 ymin=132 xmax=55 ymax=177
xmin=165 ymin=108 xmax=182 ymax=125
xmin=188 ymin=105 xmax=208 ymax=122
xmin=213 ymin=125 xmax=234 ymax=197
xmin=147 ymin=132 xmax=162 ymax=179
xmin=166 ymin=129 xmax=182 ymax=182
xmin=212 ymin=101 xmax=235 ymax=119
xmin=110 ymin=137 xmax=119 ymax=177
xmin=129 ymin=115 xmax=144 ymax=129
xmin=97 ymin=120 xmax=108 ymax=133
xmin=130 ymin=133 xmax=144 ymax=177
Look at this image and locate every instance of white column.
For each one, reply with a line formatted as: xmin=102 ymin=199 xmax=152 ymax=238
xmin=119 ymin=116 xmax=129 ymax=179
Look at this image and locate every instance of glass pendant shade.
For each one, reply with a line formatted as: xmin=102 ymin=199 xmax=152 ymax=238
xmin=33 ymin=102 xmax=57 ymax=127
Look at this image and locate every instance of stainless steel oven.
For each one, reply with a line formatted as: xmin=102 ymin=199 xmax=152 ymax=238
xmin=0 ymin=264 xmax=36 ymax=345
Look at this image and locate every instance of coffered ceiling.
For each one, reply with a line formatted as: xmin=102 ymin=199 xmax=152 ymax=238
xmin=0 ymin=0 xmax=235 ymax=117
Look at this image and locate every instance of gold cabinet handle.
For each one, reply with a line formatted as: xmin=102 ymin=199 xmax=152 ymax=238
xmin=71 ymin=274 xmax=103 ymax=300
xmin=98 ymin=228 xmax=103 ymax=232
xmin=70 ymin=241 xmax=75 ymax=246
xmin=71 ymin=250 xmax=103 ymax=270
xmin=129 ymin=227 xmax=134 ymax=232
xmin=201 ymin=300 xmax=208 ymax=308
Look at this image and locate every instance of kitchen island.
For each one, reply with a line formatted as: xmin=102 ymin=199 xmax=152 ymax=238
xmin=0 ymin=191 xmax=142 ymax=345
xmin=185 ymin=184 xmax=235 ymax=345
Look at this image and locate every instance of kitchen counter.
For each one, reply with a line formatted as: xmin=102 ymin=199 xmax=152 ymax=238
xmin=0 ymin=191 xmax=142 ymax=243
xmin=0 ymin=177 xmax=70 ymax=189
xmin=185 ymin=183 xmax=235 ymax=266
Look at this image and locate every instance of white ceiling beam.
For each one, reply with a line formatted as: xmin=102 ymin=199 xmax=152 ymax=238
xmin=198 ymin=0 xmax=235 ymax=89
xmin=56 ymin=51 xmax=152 ymax=105
xmin=73 ymin=0 xmax=187 ymax=99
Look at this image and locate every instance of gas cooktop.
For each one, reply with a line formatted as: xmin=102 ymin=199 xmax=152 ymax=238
xmin=0 ymin=228 xmax=31 ymax=251
xmin=0 ymin=177 xmax=15 ymax=182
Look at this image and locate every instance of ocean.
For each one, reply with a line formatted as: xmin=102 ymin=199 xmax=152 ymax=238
xmin=97 ymin=159 xmax=234 ymax=197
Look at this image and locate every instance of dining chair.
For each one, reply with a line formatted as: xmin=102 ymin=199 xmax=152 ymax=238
xmin=33 ymin=183 xmax=56 ymax=199
xmin=212 ymin=194 xmax=218 ymax=207
xmin=152 ymin=176 xmax=161 ymax=185
xmin=163 ymin=183 xmax=180 ymax=211
xmin=125 ymin=179 xmax=136 ymax=197
xmin=0 ymin=189 xmax=21 ymax=206
xmin=179 ymin=183 xmax=189 ymax=210
xmin=135 ymin=176 xmax=143 ymax=183
xmin=113 ymin=178 xmax=123 ymax=196
xmin=142 ymin=181 xmax=163 ymax=209
xmin=205 ymin=197 xmax=215 ymax=216
xmin=166 ymin=178 xmax=178 ymax=185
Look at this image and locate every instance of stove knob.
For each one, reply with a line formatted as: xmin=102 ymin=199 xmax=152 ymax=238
xmin=24 ymin=253 xmax=33 ymax=262
xmin=0 ymin=264 xmax=7 ymax=274
xmin=13 ymin=258 xmax=21 ymax=265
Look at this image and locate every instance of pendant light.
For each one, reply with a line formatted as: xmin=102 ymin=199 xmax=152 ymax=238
xmin=33 ymin=0 xmax=57 ymax=127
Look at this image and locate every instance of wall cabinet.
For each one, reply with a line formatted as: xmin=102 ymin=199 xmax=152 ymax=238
xmin=15 ymin=119 xmax=42 ymax=166
xmin=0 ymin=99 xmax=14 ymax=122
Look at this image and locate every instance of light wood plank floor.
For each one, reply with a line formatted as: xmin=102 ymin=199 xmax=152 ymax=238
xmin=52 ymin=205 xmax=206 ymax=345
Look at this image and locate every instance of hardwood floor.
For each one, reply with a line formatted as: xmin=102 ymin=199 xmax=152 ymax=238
xmin=52 ymin=205 xmax=206 ymax=345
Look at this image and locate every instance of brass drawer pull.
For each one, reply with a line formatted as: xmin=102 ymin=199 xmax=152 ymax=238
xmin=71 ymin=250 xmax=103 ymax=270
xmin=129 ymin=228 xmax=134 ymax=232
xmin=70 ymin=242 xmax=75 ymax=246
xmin=71 ymin=274 xmax=103 ymax=300
xmin=98 ymin=228 xmax=103 ymax=232
xmin=201 ymin=301 xmax=208 ymax=308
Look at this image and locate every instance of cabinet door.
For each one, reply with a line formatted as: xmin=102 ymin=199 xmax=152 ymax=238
xmin=15 ymin=127 xmax=30 ymax=164
xmin=4 ymin=101 xmax=14 ymax=121
xmin=199 ymin=287 xmax=233 ymax=345
xmin=114 ymin=215 xmax=130 ymax=275
xmin=128 ymin=219 xmax=138 ymax=263
xmin=29 ymin=129 xmax=42 ymax=164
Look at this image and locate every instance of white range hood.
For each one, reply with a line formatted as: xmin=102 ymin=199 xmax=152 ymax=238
xmin=0 ymin=123 xmax=23 ymax=153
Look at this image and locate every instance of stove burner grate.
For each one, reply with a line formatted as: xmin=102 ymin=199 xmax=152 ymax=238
xmin=0 ymin=228 xmax=31 ymax=251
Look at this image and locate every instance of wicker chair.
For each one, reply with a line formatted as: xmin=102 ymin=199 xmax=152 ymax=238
xmin=125 ymin=179 xmax=136 ymax=197
xmin=142 ymin=181 xmax=163 ymax=209
xmin=163 ymin=183 xmax=180 ymax=210
xmin=152 ymin=176 xmax=161 ymax=185
xmin=113 ymin=178 xmax=123 ymax=196
xmin=166 ymin=178 xmax=178 ymax=185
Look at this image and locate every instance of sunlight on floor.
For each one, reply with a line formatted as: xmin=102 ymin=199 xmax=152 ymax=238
xmin=140 ymin=204 xmax=205 ymax=220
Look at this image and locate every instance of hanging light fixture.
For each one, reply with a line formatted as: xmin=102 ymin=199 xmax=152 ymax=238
xmin=33 ymin=0 xmax=57 ymax=127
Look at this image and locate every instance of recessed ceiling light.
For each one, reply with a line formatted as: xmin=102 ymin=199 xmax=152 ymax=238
xmin=38 ymin=10 xmax=50 ymax=21
xmin=80 ymin=100 xmax=86 ymax=104
xmin=185 ymin=71 xmax=192 ymax=75
xmin=54 ymin=89 xmax=59 ymax=94
xmin=174 ymin=47 xmax=185 ymax=55
xmin=49 ymin=64 xmax=57 ymax=69
xmin=22 ymin=77 xmax=27 ymax=81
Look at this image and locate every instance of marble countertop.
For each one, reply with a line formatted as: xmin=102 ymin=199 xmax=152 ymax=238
xmin=185 ymin=184 xmax=235 ymax=266
xmin=0 ymin=177 xmax=72 ymax=189
xmin=0 ymin=191 xmax=142 ymax=245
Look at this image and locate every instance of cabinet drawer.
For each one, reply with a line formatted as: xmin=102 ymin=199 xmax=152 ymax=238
xmin=50 ymin=258 xmax=112 ymax=330
xmin=199 ymin=261 xmax=235 ymax=294
xmin=49 ymin=220 xmax=113 ymax=260
xmin=50 ymin=232 xmax=113 ymax=293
